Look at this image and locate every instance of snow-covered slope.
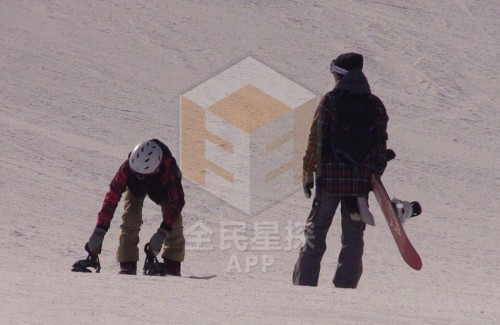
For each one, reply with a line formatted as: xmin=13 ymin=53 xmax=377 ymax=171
xmin=1 ymin=1 xmax=498 ymax=324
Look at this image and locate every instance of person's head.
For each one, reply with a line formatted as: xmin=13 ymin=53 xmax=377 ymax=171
xmin=330 ymin=52 xmax=364 ymax=82
xmin=128 ymin=140 xmax=163 ymax=179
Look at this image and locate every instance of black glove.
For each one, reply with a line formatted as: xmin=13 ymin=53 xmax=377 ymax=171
xmin=149 ymin=227 xmax=169 ymax=256
xmin=86 ymin=226 xmax=106 ymax=255
xmin=302 ymin=171 xmax=314 ymax=198
xmin=385 ymin=149 xmax=396 ymax=162
xmin=375 ymin=159 xmax=387 ymax=176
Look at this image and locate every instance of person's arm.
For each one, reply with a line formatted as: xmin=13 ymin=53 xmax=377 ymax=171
xmin=303 ymin=96 xmax=324 ymax=175
xmin=96 ymin=161 xmax=129 ymax=230
xmin=159 ymin=157 xmax=185 ymax=231
xmin=303 ymin=94 xmax=337 ymax=174
xmin=302 ymin=94 xmax=335 ymax=197
xmin=86 ymin=161 xmax=129 ymax=255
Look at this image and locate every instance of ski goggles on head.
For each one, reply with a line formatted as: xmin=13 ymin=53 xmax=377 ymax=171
xmin=330 ymin=60 xmax=349 ymax=75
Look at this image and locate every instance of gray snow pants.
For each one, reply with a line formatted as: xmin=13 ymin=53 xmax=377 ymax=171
xmin=292 ymin=191 xmax=366 ymax=288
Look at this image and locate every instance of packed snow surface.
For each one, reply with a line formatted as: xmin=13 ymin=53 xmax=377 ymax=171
xmin=0 ymin=1 xmax=498 ymax=324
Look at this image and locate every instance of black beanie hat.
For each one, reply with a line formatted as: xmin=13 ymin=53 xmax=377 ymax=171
xmin=330 ymin=52 xmax=364 ymax=75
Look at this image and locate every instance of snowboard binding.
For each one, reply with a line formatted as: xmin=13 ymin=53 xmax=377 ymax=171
xmin=391 ymin=198 xmax=422 ymax=223
xmin=71 ymin=244 xmax=101 ymax=273
xmin=383 ymin=149 xmax=422 ymax=224
xmin=143 ymin=243 xmax=167 ymax=276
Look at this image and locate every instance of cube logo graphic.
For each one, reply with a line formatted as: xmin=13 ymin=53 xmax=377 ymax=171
xmin=180 ymin=57 xmax=317 ymax=215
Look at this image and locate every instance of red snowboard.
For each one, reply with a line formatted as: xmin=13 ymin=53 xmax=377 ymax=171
xmin=371 ymin=174 xmax=422 ymax=270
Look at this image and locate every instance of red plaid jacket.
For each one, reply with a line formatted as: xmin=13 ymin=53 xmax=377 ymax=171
xmin=96 ymin=141 xmax=184 ymax=231
xmin=304 ymin=89 xmax=388 ymax=197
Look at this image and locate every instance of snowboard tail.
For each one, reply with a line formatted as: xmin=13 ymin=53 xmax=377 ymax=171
xmin=371 ymin=174 xmax=422 ymax=270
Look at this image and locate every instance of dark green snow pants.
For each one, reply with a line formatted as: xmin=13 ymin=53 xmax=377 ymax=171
xmin=292 ymin=191 xmax=366 ymax=288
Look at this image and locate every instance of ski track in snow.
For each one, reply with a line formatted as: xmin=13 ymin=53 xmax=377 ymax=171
xmin=0 ymin=1 xmax=499 ymax=324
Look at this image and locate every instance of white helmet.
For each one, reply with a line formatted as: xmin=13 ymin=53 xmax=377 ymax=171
xmin=129 ymin=140 xmax=163 ymax=175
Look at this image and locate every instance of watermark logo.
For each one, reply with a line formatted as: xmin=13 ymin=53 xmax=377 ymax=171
xmin=184 ymin=220 xmax=313 ymax=273
xmin=180 ymin=57 xmax=317 ymax=215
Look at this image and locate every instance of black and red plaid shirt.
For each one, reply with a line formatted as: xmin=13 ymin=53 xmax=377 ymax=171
xmin=304 ymin=91 xmax=388 ymax=196
xmin=96 ymin=143 xmax=184 ymax=231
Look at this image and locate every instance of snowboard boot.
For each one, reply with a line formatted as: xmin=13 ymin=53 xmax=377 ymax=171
xmin=119 ymin=261 xmax=137 ymax=275
xmin=163 ymin=258 xmax=181 ymax=276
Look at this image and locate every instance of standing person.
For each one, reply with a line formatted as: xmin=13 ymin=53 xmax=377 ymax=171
xmin=85 ymin=139 xmax=185 ymax=276
xmin=293 ymin=53 xmax=389 ymax=288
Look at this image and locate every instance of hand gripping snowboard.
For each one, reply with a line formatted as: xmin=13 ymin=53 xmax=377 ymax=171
xmin=371 ymin=174 xmax=422 ymax=270
xmin=71 ymin=244 xmax=101 ymax=273
xmin=143 ymin=243 xmax=168 ymax=276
